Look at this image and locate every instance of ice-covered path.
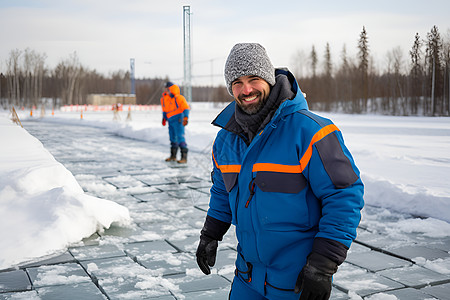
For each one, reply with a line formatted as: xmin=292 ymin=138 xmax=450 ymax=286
xmin=1 ymin=118 xmax=449 ymax=300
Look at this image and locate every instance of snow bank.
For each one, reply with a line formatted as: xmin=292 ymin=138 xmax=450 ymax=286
xmin=0 ymin=116 xmax=131 ymax=270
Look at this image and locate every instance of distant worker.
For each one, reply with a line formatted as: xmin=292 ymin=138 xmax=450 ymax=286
xmin=161 ymin=82 xmax=190 ymax=163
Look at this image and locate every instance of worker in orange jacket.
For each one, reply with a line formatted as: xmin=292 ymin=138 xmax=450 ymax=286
xmin=161 ymin=82 xmax=190 ymax=163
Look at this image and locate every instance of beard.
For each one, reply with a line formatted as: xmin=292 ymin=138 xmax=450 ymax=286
xmin=236 ymin=91 xmax=265 ymax=115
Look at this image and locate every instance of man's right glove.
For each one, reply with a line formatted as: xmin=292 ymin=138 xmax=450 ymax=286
xmin=294 ymin=252 xmax=338 ymax=300
xmin=196 ymin=235 xmax=218 ymax=275
xmin=162 ymin=118 xmax=166 ymax=126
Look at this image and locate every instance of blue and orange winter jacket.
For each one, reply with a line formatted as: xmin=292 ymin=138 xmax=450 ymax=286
xmin=161 ymin=84 xmax=190 ymax=121
xmin=207 ymin=69 xmax=364 ymax=296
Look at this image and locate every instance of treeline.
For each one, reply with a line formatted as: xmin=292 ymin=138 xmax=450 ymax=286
xmin=135 ymin=79 xmax=230 ymax=105
xmin=0 ymin=49 xmax=229 ymax=108
xmin=1 ymin=25 xmax=449 ymax=116
xmin=295 ymin=26 xmax=450 ymax=116
xmin=0 ymin=50 xmax=133 ymax=108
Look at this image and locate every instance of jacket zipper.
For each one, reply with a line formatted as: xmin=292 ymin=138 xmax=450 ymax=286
xmin=245 ymin=179 xmax=256 ymax=208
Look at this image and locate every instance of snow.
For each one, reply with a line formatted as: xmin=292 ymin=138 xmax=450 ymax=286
xmin=32 ymin=264 xmax=91 ymax=286
xmin=414 ymin=257 xmax=450 ymax=275
xmin=365 ymin=294 xmax=398 ymax=300
xmin=1 ymin=103 xmax=450 ymax=276
xmin=0 ymin=113 xmax=131 ymax=270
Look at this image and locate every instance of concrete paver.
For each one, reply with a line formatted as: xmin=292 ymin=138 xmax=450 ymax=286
xmin=1 ymin=120 xmax=449 ymax=299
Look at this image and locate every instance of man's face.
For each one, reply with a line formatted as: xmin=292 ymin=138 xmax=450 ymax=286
xmin=231 ymin=75 xmax=271 ymax=114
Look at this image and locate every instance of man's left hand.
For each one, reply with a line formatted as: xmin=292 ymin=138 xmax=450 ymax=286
xmin=294 ymin=252 xmax=337 ymax=300
xmin=183 ymin=117 xmax=188 ymax=126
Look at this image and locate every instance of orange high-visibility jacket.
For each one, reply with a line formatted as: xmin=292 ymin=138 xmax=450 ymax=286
xmin=161 ymin=84 xmax=190 ymax=120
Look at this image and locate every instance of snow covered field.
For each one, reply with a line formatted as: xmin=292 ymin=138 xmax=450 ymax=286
xmin=1 ymin=103 xmax=450 ymax=271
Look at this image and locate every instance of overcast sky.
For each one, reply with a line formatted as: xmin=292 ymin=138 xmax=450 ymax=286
xmin=1 ymin=0 xmax=449 ymax=86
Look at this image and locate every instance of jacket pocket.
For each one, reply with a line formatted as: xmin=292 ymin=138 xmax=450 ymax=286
xmin=235 ymin=253 xmax=253 ymax=283
xmin=254 ymin=171 xmax=312 ymax=231
xmin=255 ymin=171 xmax=307 ymax=194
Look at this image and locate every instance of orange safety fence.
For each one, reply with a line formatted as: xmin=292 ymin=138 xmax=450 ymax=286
xmin=60 ymin=104 xmax=160 ymax=112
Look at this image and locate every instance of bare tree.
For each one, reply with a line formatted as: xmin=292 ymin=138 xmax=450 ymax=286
xmin=306 ymin=45 xmax=319 ymax=109
xmin=6 ymin=49 xmax=22 ymax=107
xmin=20 ymin=48 xmax=47 ymax=109
xmin=290 ymin=49 xmax=308 ymax=79
xmin=54 ymin=52 xmax=81 ymax=105
xmin=33 ymin=52 xmax=46 ymax=108
xmin=335 ymin=44 xmax=355 ymax=112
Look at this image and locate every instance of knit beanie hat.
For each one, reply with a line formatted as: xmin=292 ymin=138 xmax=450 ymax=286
xmin=165 ymin=81 xmax=174 ymax=88
xmin=224 ymin=43 xmax=276 ymax=95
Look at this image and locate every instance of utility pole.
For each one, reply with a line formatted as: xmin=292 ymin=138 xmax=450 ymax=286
xmin=183 ymin=5 xmax=192 ymax=103
xmin=130 ymin=58 xmax=135 ymax=95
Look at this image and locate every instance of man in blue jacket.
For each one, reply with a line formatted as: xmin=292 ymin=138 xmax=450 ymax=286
xmin=196 ymin=43 xmax=364 ymax=300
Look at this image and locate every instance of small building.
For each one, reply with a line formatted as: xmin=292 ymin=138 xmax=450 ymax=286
xmin=87 ymin=94 xmax=136 ymax=106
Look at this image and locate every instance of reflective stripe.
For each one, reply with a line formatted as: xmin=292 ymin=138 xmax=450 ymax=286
xmin=213 ymin=124 xmax=339 ymax=176
xmin=299 ymin=124 xmax=340 ymax=171
xmin=212 ymin=146 xmax=241 ymax=173
xmin=252 ymin=163 xmax=301 ymax=173
xmin=252 ymin=124 xmax=339 ymax=174
xmin=212 ymin=147 xmax=220 ymax=169
xmin=220 ymin=164 xmax=241 ymax=173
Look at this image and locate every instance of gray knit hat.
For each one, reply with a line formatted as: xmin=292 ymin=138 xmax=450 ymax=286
xmin=224 ymin=43 xmax=275 ymax=95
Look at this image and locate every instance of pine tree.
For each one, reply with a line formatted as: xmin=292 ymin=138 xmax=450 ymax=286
xmin=308 ymin=45 xmax=318 ymax=107
xmin=443 ymin=32 xmax=450 ymax=115
xmin=357 ymin=26 xmax=370 ymax=113
xmin=323 ymin=43 xmax=333 ymax=110
xmin=310 ymin=45 xmax=318 ymax=78
xmin=426 ymin=25 xmax=443 ymax=115
xmin=409 ymin=33 xmax=423 ymax=114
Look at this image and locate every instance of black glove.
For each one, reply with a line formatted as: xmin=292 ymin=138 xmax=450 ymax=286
xmin=294 ymin=252 xmax=338 ymax=300
xmin=195 ymin=215 xmax=231 ymax=275
xmin=196 ymin=235 xmax=218 ymax=275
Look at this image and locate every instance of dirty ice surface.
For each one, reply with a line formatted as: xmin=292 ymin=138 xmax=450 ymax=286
xmin=1 ymin=103 xmax=449 ymax=283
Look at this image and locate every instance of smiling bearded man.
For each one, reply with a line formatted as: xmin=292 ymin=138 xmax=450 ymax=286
xmin=195 ymin=43 xmax=364 ymax=300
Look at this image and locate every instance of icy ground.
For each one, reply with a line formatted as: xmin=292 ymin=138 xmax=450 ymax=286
xmin=0 ymin=104 xmax=450 ymax=299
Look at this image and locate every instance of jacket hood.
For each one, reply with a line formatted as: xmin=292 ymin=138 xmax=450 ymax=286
xmin=168 ymin=84 xmax=181 ymax=96
xmin=212 ymin=69 xmax=308 ymax=129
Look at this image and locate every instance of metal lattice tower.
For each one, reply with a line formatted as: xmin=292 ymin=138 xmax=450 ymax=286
xmin=183 ymin=6 xmax=192 ymax=103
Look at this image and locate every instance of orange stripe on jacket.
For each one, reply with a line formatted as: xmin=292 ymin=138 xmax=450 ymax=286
xmin=212 ymin=147 xmax=241 ymax=173
xmin=212 ymin=124 xmax=339 ymax=175
xmin=299 ymin=124 xmax=340 ymax=171
xmin=219 ymin=164 xmax=241 ymax=173
xmin=252 ymin=163 xmax=302 ymax=173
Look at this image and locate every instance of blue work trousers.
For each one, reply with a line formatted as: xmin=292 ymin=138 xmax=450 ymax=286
xmin=168 ymin=115 xmax=186 ymax=149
